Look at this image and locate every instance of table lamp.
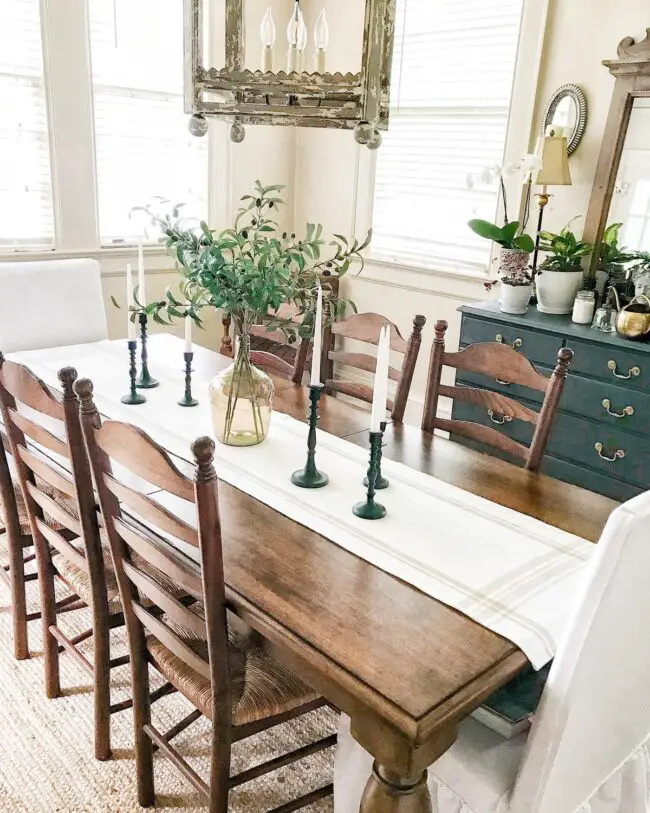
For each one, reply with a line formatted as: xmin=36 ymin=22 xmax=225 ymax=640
xmin=531 ymin=126 xmax=572 ymax=275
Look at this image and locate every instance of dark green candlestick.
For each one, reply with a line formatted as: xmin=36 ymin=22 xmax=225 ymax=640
xmin=178 ymin=352 xmax=198 ymax=407
xmin=121 ymin=340 xmax=146 ymax=405
xmin=353 ymin=431 xmax=386 ymax=520
xmin=136 ymin=313 xmax=159 ymax=389
xmin=364 ymin=420 xmax=389 ymax=489
xmin=291 ymin=384 xmax=329 ymax=488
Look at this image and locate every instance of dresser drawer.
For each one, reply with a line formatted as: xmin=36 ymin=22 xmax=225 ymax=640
xmin=455 ymin=370 xmax=550 ymax=406
xmin=566 ymin=338 xmax=650 ymax=393
xmin=547 ymin=413 xmax=650 ymax=489
xmin=451 ymin=399 xmax=535 ymax=447
xmin=459 ymin=316 xmax=562 ymax=368
xmin=562 ymin=376 xmax=650 ymax=436
xmin=541 ymin=456 xmax=642 ymax=503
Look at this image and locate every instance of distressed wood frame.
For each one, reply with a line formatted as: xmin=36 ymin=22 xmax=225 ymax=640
xmin=183 ymin=0 xmax=395 ymax=134
xmin=584 ymin=30 xmax=650 ymax=277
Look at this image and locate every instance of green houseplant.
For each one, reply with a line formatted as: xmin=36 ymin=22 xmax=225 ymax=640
xmin=595 ymin=223 xmax=639 ymax=302
xmin=536 ymin=224 xmax=593 ymax=314
xmin=144 ymin=181 xmax=369 ymax=447
xmin=468 ymin=219 xmax=535 ymax=314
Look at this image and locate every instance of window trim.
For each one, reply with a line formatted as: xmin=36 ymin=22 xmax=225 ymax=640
xmin=352 ymin=0 xmax=551 ymax=278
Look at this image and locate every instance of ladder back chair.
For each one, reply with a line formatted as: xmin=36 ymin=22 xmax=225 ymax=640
xmin=0 ymin=410 xmax=41 ymax=661
xmin=325 ymin=312 xmax=426 ymax=423
xmin=77 ymin=379 xmax=335 ymax=812
xmin=0 ymin=359 xmax=150 ymax=761
xmin=422 ymin=320 xmax=573 ymax=472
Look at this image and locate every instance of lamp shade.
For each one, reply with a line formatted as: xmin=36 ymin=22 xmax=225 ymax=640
xmin=535 ymin=126 xmax=572 ymax=186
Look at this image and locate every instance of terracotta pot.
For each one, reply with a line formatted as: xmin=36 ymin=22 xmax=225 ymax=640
xmin=536 ymin=269 xmax=584 ymax=315
xmin=500 ymin=283 xmax=532 ymax=315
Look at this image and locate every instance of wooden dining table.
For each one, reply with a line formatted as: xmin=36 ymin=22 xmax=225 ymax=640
xmin=20 ymin=334 xmax=619 ymax=812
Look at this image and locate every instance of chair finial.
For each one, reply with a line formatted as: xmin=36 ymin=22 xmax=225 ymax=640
xmin=413 ymin=314 xmax=426 ymax=336
xmin=555 ymin=347 xmax=574 ymax=377
xmin=73 ymin=377 xmax=97 ymax=415
xmin=192 ymin=436 xmax=216 ymax=481
xmin=434 ymin=320 xmax=448 ymax=343
xmin=57 ymin=366 xmax=78 ymax=398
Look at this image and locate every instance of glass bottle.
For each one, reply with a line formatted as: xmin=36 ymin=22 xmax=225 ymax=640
xmin=209 ymin=332 xmax=274 ymax=447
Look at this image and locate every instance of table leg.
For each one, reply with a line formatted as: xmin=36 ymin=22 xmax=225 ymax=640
xmin=360 ymin=762 xmax=433 ymax=813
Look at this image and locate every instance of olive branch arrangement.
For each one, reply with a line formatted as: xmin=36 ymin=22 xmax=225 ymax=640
xmin=115 ymin=181 xmax=371 ymax=342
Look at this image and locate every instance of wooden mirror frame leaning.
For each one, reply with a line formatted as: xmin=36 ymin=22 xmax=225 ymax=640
xmin=584 ymin=30 xmax=650 ymax=278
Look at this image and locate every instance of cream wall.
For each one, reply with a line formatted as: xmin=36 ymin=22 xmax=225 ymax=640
xmin=533 ymin=0 xmax=650 ymax=234
xmin=292 ymin=0 xmax=650 ymax=423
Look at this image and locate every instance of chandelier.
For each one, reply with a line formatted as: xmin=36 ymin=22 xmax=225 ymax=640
xmin=184 ymin=0 xmax=396 ymax=149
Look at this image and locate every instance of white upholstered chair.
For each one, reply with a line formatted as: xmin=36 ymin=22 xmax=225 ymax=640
xmin=335 ymin=490 xmax=650 ymax=813
xmin=0 ymin=259 xmax=108 ymax=352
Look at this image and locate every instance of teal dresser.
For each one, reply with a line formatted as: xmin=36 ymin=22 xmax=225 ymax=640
xmin=453 ymin=301 xmax=650 ymax=502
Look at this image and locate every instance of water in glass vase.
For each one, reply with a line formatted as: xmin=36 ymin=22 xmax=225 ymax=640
xmin=209 ymin=337 xmax=274 ymax=446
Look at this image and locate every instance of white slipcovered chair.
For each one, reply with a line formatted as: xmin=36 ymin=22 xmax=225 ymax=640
xmin=0 ymin=259 xmax=108 ymax=352
xmin=335 ymin=491 xmax=650 ymax=813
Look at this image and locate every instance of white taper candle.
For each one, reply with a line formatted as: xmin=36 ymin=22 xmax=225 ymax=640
xmin=310 ymin=282 xmax=323 ymax=386
xmin=370 ymin=325 xmax=390 ymax=432
xmin=184 ymin=309 xmax=192 ymax=353
xmin=137 ymin=238 xmax=146 ymax=305
xmin=126 ymin=262 xmax=136 ymax=340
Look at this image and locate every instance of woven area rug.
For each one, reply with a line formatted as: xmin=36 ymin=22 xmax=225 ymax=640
xmin=0 ymin=574 xmax=336 ymax=812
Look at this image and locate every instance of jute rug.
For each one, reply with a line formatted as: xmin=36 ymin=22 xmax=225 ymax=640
xmin=0 ymin=575 xmax=336 ymax=812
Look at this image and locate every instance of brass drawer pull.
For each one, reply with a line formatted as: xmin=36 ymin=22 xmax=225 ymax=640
xmin=487 ymin=409 xmax=512 ymax=425
xmin=495 ymin=334 xmax=523 ymax=350
xmin=608 ymin=360 xmax=640 ymax=380
xmin=602 ymin=399 xmax=634 ymax=418
xmin=594 ymin=442 xmax=625 ymax=462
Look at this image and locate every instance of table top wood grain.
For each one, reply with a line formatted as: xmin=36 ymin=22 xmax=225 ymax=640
xmin=139 ymin=336 xmax=617 ymax=749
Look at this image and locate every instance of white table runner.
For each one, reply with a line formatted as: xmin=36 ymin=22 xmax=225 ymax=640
xmin=14 ymin=340 xmax=595 ymax=669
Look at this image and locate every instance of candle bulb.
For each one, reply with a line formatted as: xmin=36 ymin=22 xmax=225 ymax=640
xmin=286 ymin=0 xmax=300 ymax=72
xmin=314 ymin=10 xmax=329 ymax=73
xmin=184 ymin=309 xmax=193 ymax=353
xmin=370 ymin=326 xmax=390 ymax=432
xmin=260 ymin=7 xmax=276 ymax=72
xmin=126 ymin=262 xmax=136 ymax=340
xmin=310 ymin=282 xmax=323 ymax=385
xmin=137 ymin=237 xmax=146 ymax=306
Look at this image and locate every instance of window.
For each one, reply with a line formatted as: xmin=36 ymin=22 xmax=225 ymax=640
xmin=371 ymin=0 xmax=525 ymax=271
xmin=89 ymin=0 xmax=208 ymax=244
xmin=0 ymin=0 xmax=54 ymax=248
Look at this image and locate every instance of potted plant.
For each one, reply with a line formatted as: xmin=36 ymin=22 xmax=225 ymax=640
xmin=536 ymin=224 xmax=593 ymax=314
xmin=142 ymin=181 xmax=368 ymax=446
xmin=468 ymin=219 xmax=535 ymax=314
xmin=595 ymin=223 xmax=638 ymax=302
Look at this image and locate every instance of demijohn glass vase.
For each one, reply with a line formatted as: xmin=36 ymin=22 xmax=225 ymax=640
xmin=209 ymin=333 xmax=274 ymax=446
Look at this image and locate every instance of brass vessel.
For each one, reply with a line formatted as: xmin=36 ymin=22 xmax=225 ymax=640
xmin=615 ymin=293 xmax=650 ymax=340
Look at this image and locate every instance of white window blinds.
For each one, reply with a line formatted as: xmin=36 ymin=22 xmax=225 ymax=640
xmin=0 ymin=0 xmax=54 ymax=248
xmin=89 ymin=0 xmax=208 ymax=244
xmin=372 ymin=0 xmax=524 ymax=271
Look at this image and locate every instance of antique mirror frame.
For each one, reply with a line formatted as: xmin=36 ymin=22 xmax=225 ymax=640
xmin=584 ymin=30 xmax=650 ymax=276
xmin=183 ymin=0 xmax=396 ymax=145
xmin=542 ymin=84 xmax=588 ymax=156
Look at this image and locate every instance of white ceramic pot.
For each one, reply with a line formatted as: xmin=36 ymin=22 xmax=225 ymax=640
xmin=499 ymin=283 xmax=532 ymax=315
xmin=536 ymin=270 xmax=584 ymax=315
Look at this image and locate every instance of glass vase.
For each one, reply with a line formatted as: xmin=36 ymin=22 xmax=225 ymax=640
xmin=209 ymin=334 xmax=274 ymax=446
